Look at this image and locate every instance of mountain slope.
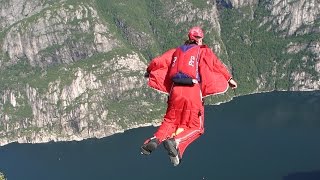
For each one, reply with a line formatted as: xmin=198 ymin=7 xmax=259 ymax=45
xmin=0 ymin=0 xmax=319 ymax=145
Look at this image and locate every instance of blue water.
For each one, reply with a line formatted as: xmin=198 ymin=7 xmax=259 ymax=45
xmin=0 ymin=91 xmax=320 ymax=180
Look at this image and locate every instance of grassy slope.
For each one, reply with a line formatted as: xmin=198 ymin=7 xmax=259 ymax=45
xmin=0 ymin=0 xmax=319 ymax=133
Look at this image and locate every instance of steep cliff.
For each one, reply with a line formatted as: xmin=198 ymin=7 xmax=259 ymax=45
xmin=220 ymin=0 xmax=319 ymax=93
xmin=266 ymin=0 xmax=320 ymax=91
xmin=0 ymin=0 xmax=319 ymax=146
xmin=0 ymin=0 xmax=159 ymax=145
xmin=1 ymin=1 xmax=119 ymax=68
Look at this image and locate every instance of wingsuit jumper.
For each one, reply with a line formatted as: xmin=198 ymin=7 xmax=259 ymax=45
xmin=140 ymin=26 xmax=238 ymax=166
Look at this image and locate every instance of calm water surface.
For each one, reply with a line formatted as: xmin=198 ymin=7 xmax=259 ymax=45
xmin=0 ymin=91 xmax=320 ymax=180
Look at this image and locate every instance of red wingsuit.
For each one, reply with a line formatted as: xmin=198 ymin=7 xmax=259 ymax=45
xmin=146 ymin=44 xmax=232 ymax=157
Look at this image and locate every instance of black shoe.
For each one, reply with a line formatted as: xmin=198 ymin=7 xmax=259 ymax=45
xmin=163 ymin=138 xmax=181 ymax=166
xmin=140 ymin=137 xmax=159 ymax=155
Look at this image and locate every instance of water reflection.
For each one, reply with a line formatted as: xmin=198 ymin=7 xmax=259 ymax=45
xmin=208 ymin=91 xmax=320 ymax=128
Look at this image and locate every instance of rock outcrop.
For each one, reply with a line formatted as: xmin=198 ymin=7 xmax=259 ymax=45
xmin=0 ymin=51 xmax=149 ymax=146
xmin=1 ymin=3 xmax=119 ymax=68
xmin=0 ymin=0 xmax=319 ymax=146
xmin=266 ymin=0 xmax=320 ymax=36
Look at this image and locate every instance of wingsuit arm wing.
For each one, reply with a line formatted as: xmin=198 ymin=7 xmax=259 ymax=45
xmin=209 ymin=50 xmax=232 ymax=81
xmin=200 ymin=47 xmax=232 ymax=97
xmin=146 ymin=49 xmax=176 ymax=94
xmin=147 ymin=49 xmax=176 ymax=73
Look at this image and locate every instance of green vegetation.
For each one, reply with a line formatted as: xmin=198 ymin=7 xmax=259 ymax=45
xmin=219 ymin=4 xmax=318 ymax=93
xmin=3 ymin=101 xmax=33 ymax=119
xmin=96 ymin=0 xmax=150 ymax=31
xmin=94 ymin=0 xmax=217 ymax=59
xmin=0 ymin=46 xmax=134 ymax=93
xmin=106 ymin=86 xmax=167 ymax=128
xmin=188 ymin=0 xmax=210 ymax=9
xmin=0 ymin=0 xmax=319 ymax=140
xmin=95 ymin=0 xmax=157 ymax=56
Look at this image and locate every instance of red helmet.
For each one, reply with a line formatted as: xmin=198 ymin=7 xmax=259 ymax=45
xmin=188 ymin=26 xmax=204 ymax=41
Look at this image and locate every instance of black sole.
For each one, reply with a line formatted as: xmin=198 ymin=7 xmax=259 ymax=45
xmin=140 ymin=146 xmax=151 ymax=155
xmin=163 ymin=139 xmax=178 ymax=157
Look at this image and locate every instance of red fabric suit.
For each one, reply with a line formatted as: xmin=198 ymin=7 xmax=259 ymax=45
xmin=146 ymin=44 xmax=232 ymax=157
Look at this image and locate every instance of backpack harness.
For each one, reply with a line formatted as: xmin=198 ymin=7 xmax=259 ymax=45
xmin=169 ymin=45 xmax=201 ymax=85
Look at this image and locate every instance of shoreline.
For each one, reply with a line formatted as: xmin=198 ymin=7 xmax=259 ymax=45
xmin=0 ymin=121 xmax=162 ymax=147
xmin=1 ymin=90 xmax=318 ymax=147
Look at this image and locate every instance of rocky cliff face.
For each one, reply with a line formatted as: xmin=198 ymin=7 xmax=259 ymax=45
xmin=225 ymin=0 xmax=320 ymax=91
xmin=0 ymin=51 xmax=149 ymax=145
xmin=0 ymin=0 xmax=319 ymax=146
xmin=267 ymin=0 xmax=320 ymax=36
xmin=228 ymin=0 xmax=258 ymax=8
xmin=0 ymin=0 xmax=52 ymax=31
xmin=265 ymin=0 xmax=320 ymax=90
xmin=0 ymin=1 xmax=151 ymax=145
xmin=1 ymin=2 xmax=119 ymax=68
xmin=288 ymin=41 xmax=320 ymax=91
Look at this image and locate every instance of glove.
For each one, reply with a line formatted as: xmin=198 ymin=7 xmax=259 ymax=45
xmin=228 ymin=78 xmax=238 ymax=89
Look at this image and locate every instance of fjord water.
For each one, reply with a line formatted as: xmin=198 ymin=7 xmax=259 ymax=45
xmin=0 ymin=91 xmax=319 ymax=180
